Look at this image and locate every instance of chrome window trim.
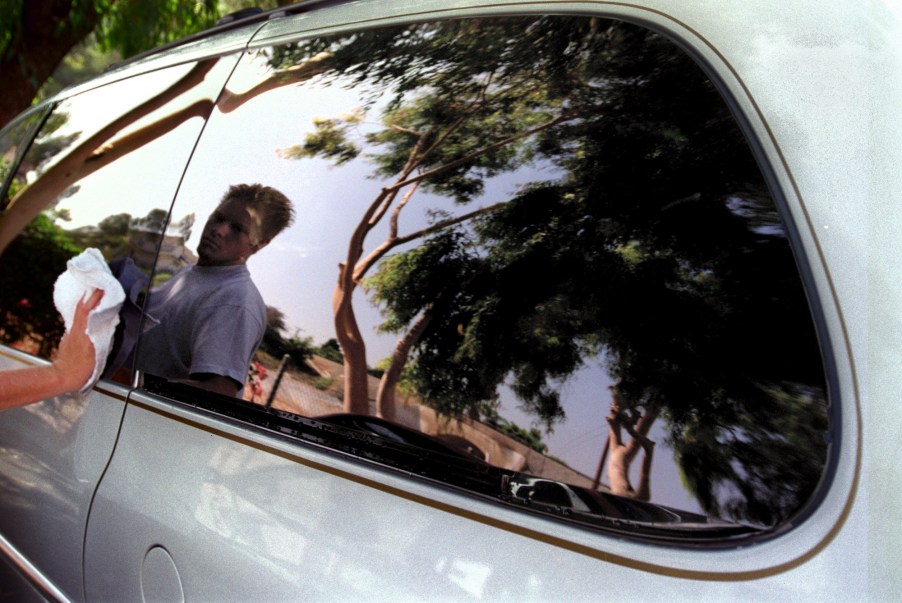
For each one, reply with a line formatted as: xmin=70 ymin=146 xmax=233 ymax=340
xmin=0 ymin=532 xmax=71 ymax=603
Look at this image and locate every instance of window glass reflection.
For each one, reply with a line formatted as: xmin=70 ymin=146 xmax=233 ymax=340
xmin=0 ymin=58 xmax=235 ymax=383
xmin=137 ymin=184 xmax=296 ymax=397
xmin=0 ymin=106 xmax=48 ymax=203
xmin=170 ymin=16 xmax=828 ymax=532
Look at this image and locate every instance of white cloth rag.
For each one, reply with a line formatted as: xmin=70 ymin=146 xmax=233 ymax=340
xmin=53 ymin=248 xmax=126 ymax=394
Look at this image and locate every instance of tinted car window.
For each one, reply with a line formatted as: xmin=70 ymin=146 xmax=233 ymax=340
xmin=155 ymin=15 xmax=829 ymax=536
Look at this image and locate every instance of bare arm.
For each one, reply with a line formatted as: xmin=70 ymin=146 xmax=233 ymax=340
xmin=0 ymin=289 xmax=103 ymax=409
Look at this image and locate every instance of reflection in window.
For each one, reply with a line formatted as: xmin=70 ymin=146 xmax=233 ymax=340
xmin=0 ymin=58 xmax=232 ymax=378
xmin=0 ymin=106 xmax=49 ymax=205
xmin=180 ymin=16 xmax=828 ymax=534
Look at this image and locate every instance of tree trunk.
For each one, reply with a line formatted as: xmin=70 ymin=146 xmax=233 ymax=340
xmin=0 ymin=1 xmax=105 ymax=127
xmin=333 ymin=262 xmax=370 ymax=414
xmin=605 ymin=392 xmax=657 ymax=501
xmin=1 ymin=60 xmax=217 ymax=254
xmin=375 ymin=307 xmax=435 ymax=420
xmin=324 ymin=102 xmax=580 ymax=417
xmin=2 ymin=48 xmax=340 ymax=253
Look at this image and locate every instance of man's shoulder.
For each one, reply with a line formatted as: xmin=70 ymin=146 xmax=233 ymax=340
xmin=166 ymin=265 xmax=263 ymax=318
xmin=187 ymin=264 xmax=255 ymax=290
xmin=201 ymin=268 xmax=265 ymax=312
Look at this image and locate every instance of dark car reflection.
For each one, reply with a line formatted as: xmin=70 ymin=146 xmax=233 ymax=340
xmin=316 ymin=414 xmax=486 ymax=461
xmin=505 ymin=475 xmax=753 ymax=540
xmin=313 ymin=413 xmax=752 ymax=541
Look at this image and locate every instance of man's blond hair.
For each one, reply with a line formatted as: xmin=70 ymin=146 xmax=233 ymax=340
xmin=221 ymin=183 xmax=295 ymax=246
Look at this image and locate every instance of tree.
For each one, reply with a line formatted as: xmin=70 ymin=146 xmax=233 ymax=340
xmin=0 ymin=8 xmax=340 ymax=370
xmin=0 ymin=0 xmax=224 ymax=128
xmin=1 ymin=0 xmax=103 ymax=128
xmin=286 ymin=17 xmax=828 ymax=525
xmin=0 ymin=21 xmax=348 ymax=257
xmin=0 ymin=211 xmax=82 ymax=356
xmin=259 ymin=305 xmax=315 ymax=367
xmin=314 ymin=339 xmax=344 ymax=364
xmin=0 ymin=58 xmax=220 ymax=254
xmin=277 ymin=17 xmax=605 ymax=415
xmin=364 ymin=226 xmax=492 ymax=421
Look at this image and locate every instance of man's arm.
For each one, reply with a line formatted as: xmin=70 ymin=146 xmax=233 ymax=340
xmin=0 ymin=289 xmax=103 ymax=409
xmin=187 ymin=372 xmax=243 ymax=397
xmin=185 ymin=302 xmax=262 ymax=398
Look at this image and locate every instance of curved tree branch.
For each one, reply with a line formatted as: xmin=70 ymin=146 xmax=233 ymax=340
xmin=353 ymin=202 xmax=501 ymax=283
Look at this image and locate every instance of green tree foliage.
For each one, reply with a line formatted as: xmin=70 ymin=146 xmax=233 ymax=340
xmin=65 ymin=212 xmax=132 ymax=258
xmin=276 ymin=17 xmax=615 ymax=416
xmin=1 ymin=0 xmax=301 ymax=127
xmin=0 ymin=212 xmax=83 ymax=356
xmin=92 ymin=0 xmax=220 ymax=59
xmin=259 ymin=305 xmax=314 ymax=367
xmin=314 ymin=339 xmax=344 ymax=364
xmin=673 ymin=384 xmax=828 ymax=525
xmin=35 ymin=41 xmax=120 ymax=100
xmin=0 ymin=0 xmax=222 ymax=127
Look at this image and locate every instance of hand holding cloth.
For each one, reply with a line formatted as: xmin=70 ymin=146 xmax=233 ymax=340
xmin=53 ymin=248 xmax=126 ymax=394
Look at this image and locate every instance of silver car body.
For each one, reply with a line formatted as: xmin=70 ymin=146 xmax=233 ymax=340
xmin=0 ymin=0 xmax=899 ymax=600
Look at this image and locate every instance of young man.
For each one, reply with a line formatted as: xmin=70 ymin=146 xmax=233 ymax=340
xmin=0 ymin=289 xmax=103 ymax=408
xmin=136 ymin=184 xmax=295 ymax=397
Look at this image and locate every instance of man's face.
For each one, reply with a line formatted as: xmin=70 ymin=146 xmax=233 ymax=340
xmin=196 ymin=199 xmax=262 ymax=266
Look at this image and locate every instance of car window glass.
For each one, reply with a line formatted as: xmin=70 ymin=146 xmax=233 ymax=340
xmin=0 ymin=57 xmax=236 ymax=382
xmin=158 ymin=16 xmax=829 ymax=537
xmin=0 ymin=105 xmax=49 ymax=203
